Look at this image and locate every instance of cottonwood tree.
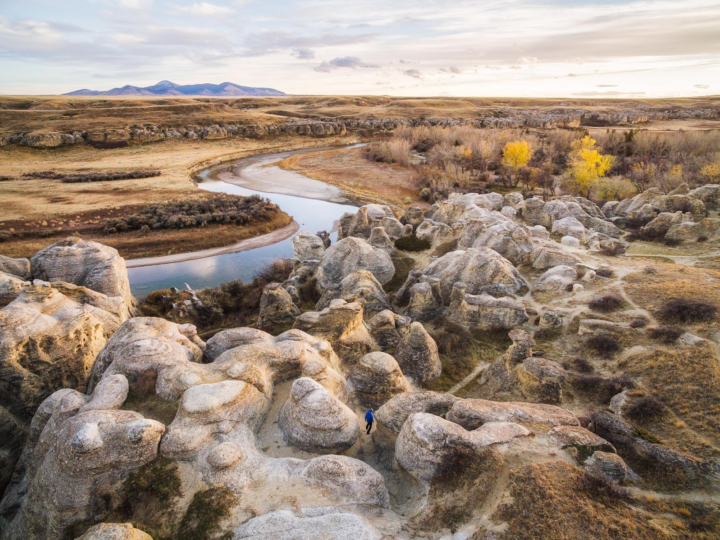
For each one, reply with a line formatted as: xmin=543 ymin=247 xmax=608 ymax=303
xmin=501 ymin=140 xmax=533 ymax=187
xmin=563 ymin=136 xmax=614 ymax=198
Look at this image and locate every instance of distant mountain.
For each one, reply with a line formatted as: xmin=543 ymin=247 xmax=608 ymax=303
xmin=64 ymin=80 xmax=286 ymax=97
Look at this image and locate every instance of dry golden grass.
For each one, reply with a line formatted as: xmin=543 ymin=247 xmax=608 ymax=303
xmin=618 ymin=341 xmax=720 ymax=459
xmin=0 ymin=211 xmax=292 ymax=260
xmin=2 ymin=94 xmax=718 ymax=136
xmin=491 ymin=461 xmax=690 ymax=540
xmin=623 ymin=264 xmax=720 ymax=328
xmin=277 ymin=146 xmax=421 ymax=208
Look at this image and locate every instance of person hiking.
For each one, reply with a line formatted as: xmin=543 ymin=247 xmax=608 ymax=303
xmin=365 ymin=409 xmax=374 ymax=435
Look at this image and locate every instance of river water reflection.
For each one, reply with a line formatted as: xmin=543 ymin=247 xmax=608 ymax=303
xmin=127 ymin=147 xmax=360 ymax=297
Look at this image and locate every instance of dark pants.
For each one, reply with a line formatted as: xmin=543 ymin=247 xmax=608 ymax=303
xmin=366 ymin=421 xmax=373 ymax=434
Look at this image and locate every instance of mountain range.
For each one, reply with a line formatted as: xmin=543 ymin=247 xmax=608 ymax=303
xmin=64 ymin=80 xmax=286 ymax=97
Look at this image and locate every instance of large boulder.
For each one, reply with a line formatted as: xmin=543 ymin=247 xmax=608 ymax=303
xmin=0 ymin=283 xmax=129 ymax=423
xmin=30 ymin=238 xmax=134 ymax=314
xmin=0 ymin=255 xmax=30 ymax=280
xmin=278 ymin=378 xmax=359 ymax=453
xmin=257 ymin=283 xmax=300 ymax=331
xmin=395 ymin=322 xmax=441 ymax=383
xmin=204 ymin=327 xmax=273 ymax=361
xmin=76 ymin=523 xmax=153 ymax=540
xmin=665 ymin=218 xmax=720 ymax=242
xmin=316 ymin=270 xmax=391 ymax=318
xmin=292 ymin=230 xmax=326 ymax=262
xmin=366 ymin=310 xmax=410 ymax=351
xmin=447 ymin=398 xmax=580 ymax=430
xmin=315 ymin=237 xmax=394 ymax=292
xmin=457 ymin=219 xmax=534 ymax=266
xmin=534 ymin=265 xmax=577 ymax=292
xmin=447 ymin=282 xmax=528 ymax=331
xmin=4 ymin=410 xmax=164 ymax=540
xmin=375 ymin=391 xmax=460 ymax=434
xmin=551 ymin=216 xmax=586 ymax=241
xmin=349 ymin=352 xmax=410 ymax=403
xmin=293 ymin=300 xmax=375 ymax=366
xmin=416 ymin=247 xmax=527 ymax=302
xmin=395 ymin=413 xmax=528 ymax=481
xmin=234 ymin=507 xmax=379 ymax=540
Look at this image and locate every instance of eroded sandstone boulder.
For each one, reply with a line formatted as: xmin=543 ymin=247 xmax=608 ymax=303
xmin=447 ymin=398 xmax=579 ymax=430
xmin=257 ymin=283 xmax=300 ymax=331
xmin=395 ymin=322 xmax=441 ymax=383
xmin=30 ymin=238 xmax=134 ymax=314
xmin=234 ymin=508 xmax=380 ymax=540
xmin=447 ymin=282 xmax=528 ymax=331
xmin=0 ymin=255 xmax=30 ymax=280
xmin=294 ymin=300 xmax=375 ymax=366
xmin=376 ymin=391 xmax=460 ymax=434
xmin=278 ymin=377 xmax=359 ymax=453
xmin=316 ymin=270 xmax=391 ymax=318
xmin=414 ymin=247 xmax=527 ymax=302
xmin=349 ymin=352 xmax=410 ymax=404
xmin=315 ymin=237 xmax=394 ymax=292
xmin=76 ymin=523 xmax=153 ymax=540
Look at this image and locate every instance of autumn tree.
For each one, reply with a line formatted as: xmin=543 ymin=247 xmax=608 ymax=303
xmin=563 ymin=135 xmax=614 ymax=198
xmin=501 ymin=140 xmax=533 ymax=187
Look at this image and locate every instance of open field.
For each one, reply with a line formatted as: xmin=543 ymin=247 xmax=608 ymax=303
xmin=0 ymin=135 xmax=354 ymax=258
xmin=1 ymin=94 xmax=719 ymax=136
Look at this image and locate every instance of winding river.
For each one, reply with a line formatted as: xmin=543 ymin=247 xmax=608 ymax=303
xmin=126 ymin=145 xmax=362 ymax=297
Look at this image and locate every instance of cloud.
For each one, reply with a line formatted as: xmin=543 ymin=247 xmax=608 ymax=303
xmin=119 ymin=0 xmax=152 ymax=9
xmin=293 ymin=47 xmax=315 ymax=60
xmin=596 ymin=84 xmax=618 ymax=87
xmin=449 ymin=66 xmax=461 ymax=74
xmin=402 ymin=68 xmax=422 ymax=79
xmin=517 ymin=56 xmax=538 ymax=65
xmin=572 ymin=91 xmax=646 ymax=96
xmin=178 ymin=3 xmax=234 ymax=16
xmin=399 ymin=59 xmax=411 ymax=64
xmin=694 ymin=84 xmax=710 ymax=89
xmin=314 ymin=56 xmax=379 ymax=72
xmin=243 ymin=31 xmax=377 ymax=56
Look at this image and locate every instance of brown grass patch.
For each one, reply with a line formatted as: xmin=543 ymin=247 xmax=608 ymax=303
xmin=491 ymin=461 xmax=681 ymax=540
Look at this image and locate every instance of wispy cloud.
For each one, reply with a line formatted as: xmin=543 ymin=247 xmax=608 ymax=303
xmin=315 ymin=56 xmax=379 ymax=72
xmin=403 ymin=68 xmax=422 ymax=79
xmin=178 ymin=2 xmax=234 ymax=16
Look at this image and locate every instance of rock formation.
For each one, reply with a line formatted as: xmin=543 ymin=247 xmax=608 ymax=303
xmin=278 ymin=378 xmax=359 ymax=452
xmin=395 ymin=322 xmax=441 ymax=383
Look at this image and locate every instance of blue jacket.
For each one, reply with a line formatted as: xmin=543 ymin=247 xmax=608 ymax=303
xmin=365 ymin=411 xmax=374 ymax=423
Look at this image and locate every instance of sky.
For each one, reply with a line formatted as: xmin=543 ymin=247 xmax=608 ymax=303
xmin=0 ymin=0 xmax=718 ymax=97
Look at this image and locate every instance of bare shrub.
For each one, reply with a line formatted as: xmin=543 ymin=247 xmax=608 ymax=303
xmin=586 ymin=335 xmax=621 ymax=357
xmin=588 ymin=294 xmax=624 ymax=312
xmin=627 ymin=396 xmax=666 ymax=422
xmin=649 ymin=326 xmax=683 ymax=344
xmin=658 ymin=299 xmax=717 ymax=324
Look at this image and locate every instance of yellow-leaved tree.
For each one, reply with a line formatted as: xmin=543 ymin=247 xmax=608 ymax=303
xmin=501 ymin=140 xmax=533 ymax=187
xmin=502 ymin=140 xmax=533 ymax=170
xmin=564 ymin=135 xmax=614 ymax=197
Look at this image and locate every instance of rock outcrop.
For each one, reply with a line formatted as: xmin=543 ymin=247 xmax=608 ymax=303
xmin=30 ymin=238 xmax=134 ymax=315
xmin=234 ymin=507 xmax=379 ymax=540
xmin=411 ymin=247 xmax=527 ymax=302
xmin=257 ymin=283 xmax=300 ymax=331
xmin=0 ymin=255 xmax=30 ymax=280
xmin=395 ymin=322 xmax=441 ymax=383
xmin=314 ymin=237 xmax=394 ymax=292
xmin=316 ymin=270 xmax=391 ymax=318
xmin=348 ymin=352 xmax=410 ymax=405
xmin=293 ymin=300 xmax=375 ymax=366
xmin=278 ymin=378 xmax=359 ymax=453
xmin=447 ymin=282 xmax=529 ymax=331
